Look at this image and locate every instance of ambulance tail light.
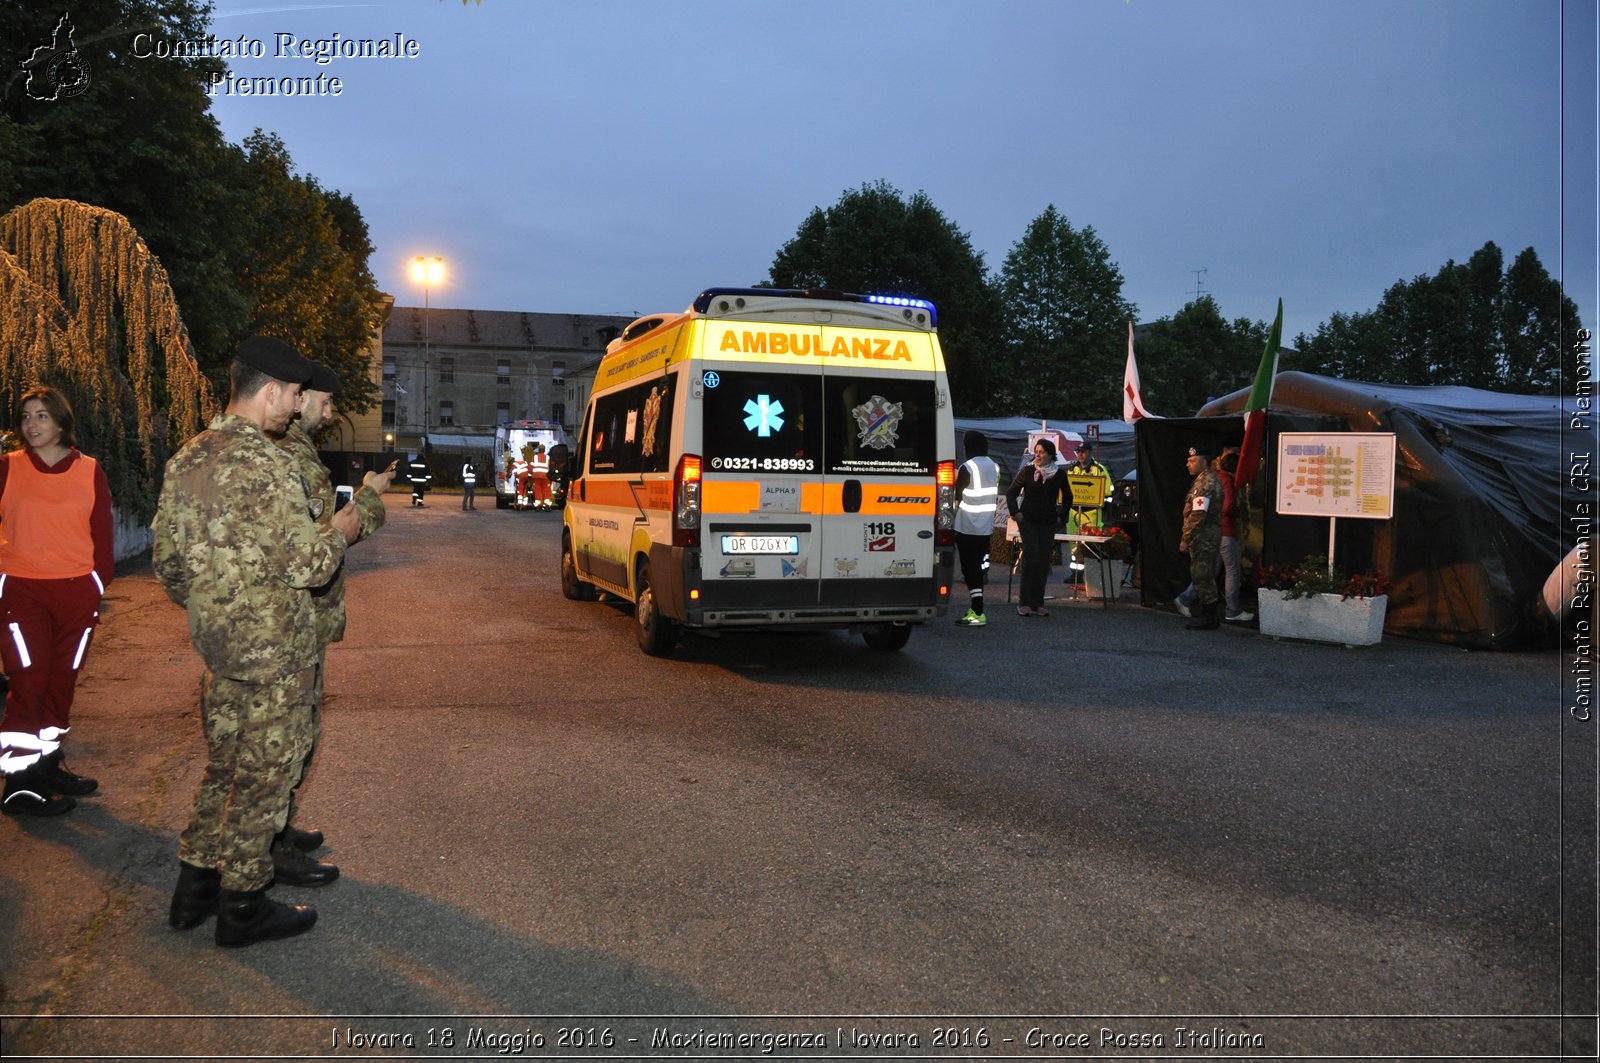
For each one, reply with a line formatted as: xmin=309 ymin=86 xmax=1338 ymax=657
xmin=674 ymin=454 xmax=702 ymax=548
xmin=935 ymin=460 xmax=956 ymax=546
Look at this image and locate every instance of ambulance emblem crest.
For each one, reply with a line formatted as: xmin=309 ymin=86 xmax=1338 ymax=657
xmin=851 ymin=395 xmax=903 ymax=451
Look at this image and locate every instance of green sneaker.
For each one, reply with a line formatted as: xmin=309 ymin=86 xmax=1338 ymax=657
xmin=957 ymin=609 xmax=987 ymax=626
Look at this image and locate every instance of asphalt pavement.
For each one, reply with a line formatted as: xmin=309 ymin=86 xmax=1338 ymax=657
xmin=1 ymin=491 xmax=1594 ymax=1061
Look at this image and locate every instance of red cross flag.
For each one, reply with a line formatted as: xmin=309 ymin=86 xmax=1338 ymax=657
xmin=1122 ymin=320 xmax=1158 ymax=423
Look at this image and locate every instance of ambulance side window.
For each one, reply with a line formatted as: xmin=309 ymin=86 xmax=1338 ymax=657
xmin=575 ymin=409 xmax=593 ymax=476
xmin=587 ymin=376 xmax=675 ymax=475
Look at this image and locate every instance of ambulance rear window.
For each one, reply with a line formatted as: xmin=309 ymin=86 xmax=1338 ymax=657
xmin=701 ymin=370 xmax=820 ymax=473
xmin=823 ymin=376 xmax=937 ymax=477
xmin=701 ymin=370 xmax=937 ymax=477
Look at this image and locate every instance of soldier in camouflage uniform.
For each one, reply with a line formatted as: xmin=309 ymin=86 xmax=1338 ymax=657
xmin=268 ymin=360 xmax=396 ymax=887
xmin=152 ymin=337 xmax=362 ymax=948
xmin=1179 ymin=444 xmax=1224 ymax=630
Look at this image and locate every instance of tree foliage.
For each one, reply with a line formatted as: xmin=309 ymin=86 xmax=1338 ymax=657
xmin=995 ymin=205 xmax=1135 ymax=418
xmin=1134 ymin=297 xmax=1269 ymax=416
xmin=225 ymin=132 xmax=386 ymax=414
xmin=0 ymin=1 xmax=384 ymax=414
xmin=1293 ymin=241 xmax=1580 ymax=393
xmin=764 ymin=180 xmax=1004 ymax=413
xmin=0 ymin=199 xmax=216 ymax=520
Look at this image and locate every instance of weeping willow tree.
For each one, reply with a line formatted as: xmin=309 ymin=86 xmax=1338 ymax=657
xmin=0 ymin=198 xmax=216 ymax=521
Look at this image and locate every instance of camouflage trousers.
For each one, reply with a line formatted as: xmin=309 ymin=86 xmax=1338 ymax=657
xmin=1188 ymin=530 xmax=1221 ymax=606
xmin=278 ymin=653 xmax=325 ymax=849
xmin=179 ymin=666 xmax=315 ymax=891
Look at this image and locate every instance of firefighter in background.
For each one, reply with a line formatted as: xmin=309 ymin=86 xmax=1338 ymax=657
xmin=512 ymin=452 xmax=531 ymax=509
xmin=407 ymin=451 xmax=431 ymax=507
xmin=530 ymin=443 xmax=551 ymax=509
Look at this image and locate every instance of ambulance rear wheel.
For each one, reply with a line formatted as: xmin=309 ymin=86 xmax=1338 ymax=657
xmin=634 ymin=561 xmax=679 ymax=656
xmin=561 ymin=536 xmax=596 ymax=601
xmin=495 ymin=493 xmax=509 ymax=510
xmin=862 ymin=623 xmax=911 ymax=651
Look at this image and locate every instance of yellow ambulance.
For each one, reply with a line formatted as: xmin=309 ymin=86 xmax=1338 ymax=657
xmin=561 ymin=287 xmax=957 ymax=655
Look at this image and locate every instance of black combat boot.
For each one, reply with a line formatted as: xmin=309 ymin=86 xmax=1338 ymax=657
xmin=214 ymin=888 xmax=317 ymax=948
xmin=39 ymin=749 xmax=98 ymax=796
xmin=1185 ymin=601 xmax=1221 ymax=630
xmin=271 ymin=843 xmax=340 ymax=887
xmin=169 ymin=862 xmax=222 ymax=930
xmin=279 ymin=823 xmax=325 ymax=851
xmin=2 ymin=763 xmax=76 ymax=816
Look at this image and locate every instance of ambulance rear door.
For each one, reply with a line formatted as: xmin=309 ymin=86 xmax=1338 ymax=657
xmin=815 ymin=326 xmax=943 ymax=611
xmin=697 ymin=357 xmax=826 ymax=612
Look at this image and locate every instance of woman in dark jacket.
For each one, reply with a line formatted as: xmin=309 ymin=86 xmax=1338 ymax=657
xmin=1006 ymin=439 xmax=1069 ymax=616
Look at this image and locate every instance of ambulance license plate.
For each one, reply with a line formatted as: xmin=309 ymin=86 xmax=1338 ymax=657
xmin=721 ymin=535 xmax=799 ymax=555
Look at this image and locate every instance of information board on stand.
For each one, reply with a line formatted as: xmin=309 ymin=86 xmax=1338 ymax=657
xmin=1275 ymin=432 xmax=1397 ymax=520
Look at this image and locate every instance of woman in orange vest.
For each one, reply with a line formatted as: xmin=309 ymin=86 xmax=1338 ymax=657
xmin=0 ymin=386 xmax=113 ymax=815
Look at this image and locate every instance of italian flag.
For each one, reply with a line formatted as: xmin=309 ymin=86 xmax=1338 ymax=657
xmin=1234 ymin=299 xmax=1282 ymax=490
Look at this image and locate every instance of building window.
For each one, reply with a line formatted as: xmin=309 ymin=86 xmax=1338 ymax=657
xmin=496 ymin=402 xmax=510 ymax=422
xmin=439 ymin=400 xmax=454 ymax=426
xmin=382 ymin=356 xmax=395 ymax=379
xmin=437 ymin=356 xmax=454 ymax=384
xmin=551 ymin=402 xmax=566 ymax=425
xmin=552 ymin=360 xmax=566 ymax=385
xmin=497 ymin=358 xmax=510 ymax=384
xmin=382 ymin=399 xmax=395 ymax=427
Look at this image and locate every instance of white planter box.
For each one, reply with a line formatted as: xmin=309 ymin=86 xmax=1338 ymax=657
xmin=1082 ymin=557 xmax=1121 ymax=601
xmin=1258 ymin=590 xmax=1387 ymax=647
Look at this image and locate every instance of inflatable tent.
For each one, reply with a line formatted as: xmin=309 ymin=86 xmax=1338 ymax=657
xmin=1133 ymin=372 xmax=1588 ymax=649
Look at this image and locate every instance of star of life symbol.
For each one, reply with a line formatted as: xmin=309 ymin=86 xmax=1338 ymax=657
xmin=851 ymin=395 xmax=903 ymax=450
xmin=16 ymin=12 xmax=90 ymax=102
xmin=743 ymin=394 xmax=784 ymax=437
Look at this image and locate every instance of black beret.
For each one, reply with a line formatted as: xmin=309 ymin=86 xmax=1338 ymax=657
xmin=1187 ymin=444 xmax=1214 ymax=459
xmin=305 ymin=360 xmax=341 ymax=395
xmin=236 ymin=336 xmax=311 ymax=385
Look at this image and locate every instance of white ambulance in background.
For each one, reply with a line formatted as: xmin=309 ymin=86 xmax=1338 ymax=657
xmin=561 ymin=287 xmax=957 ymax=655
xmin=493 ymin=419 xmax=566 ymax=509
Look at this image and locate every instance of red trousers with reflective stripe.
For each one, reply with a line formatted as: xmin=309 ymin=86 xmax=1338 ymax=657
xmin=0 ymin=573 xmax=100 ymax=742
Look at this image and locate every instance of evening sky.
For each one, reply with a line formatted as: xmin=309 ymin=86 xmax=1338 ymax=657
xmin=199 ymin=0 xmax=1597 ymax=353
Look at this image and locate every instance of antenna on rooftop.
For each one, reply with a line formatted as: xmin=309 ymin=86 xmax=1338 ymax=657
xmin=1191 ymin=268 xmax=1208 ymax=302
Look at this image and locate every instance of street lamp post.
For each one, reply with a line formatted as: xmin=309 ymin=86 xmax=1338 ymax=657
xmin=408 ymin=255 xmax=445 ymax=455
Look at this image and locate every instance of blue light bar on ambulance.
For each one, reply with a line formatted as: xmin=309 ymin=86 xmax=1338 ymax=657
xmin=865 ymin=294 xmax=936 ymax=315
xmin=692 ymin=287 xmax=937 ymax=326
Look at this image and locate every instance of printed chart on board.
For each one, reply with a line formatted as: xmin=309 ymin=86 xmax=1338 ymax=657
xmin=1274 ymin=432 xmax=1397 ymax=519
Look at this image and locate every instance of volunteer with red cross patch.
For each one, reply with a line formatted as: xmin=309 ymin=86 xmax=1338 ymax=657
xmin=1179 ymin=444 xmax=1224 ymax=631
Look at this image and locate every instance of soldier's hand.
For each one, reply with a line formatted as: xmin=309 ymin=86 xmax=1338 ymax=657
xmin=331 ymin=501 xmax=362 ymax=544
xmin=1179 ymin=541 xmax=1188 ymax=553
xmin=364 ymin=461 xmax=399 ymax=495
